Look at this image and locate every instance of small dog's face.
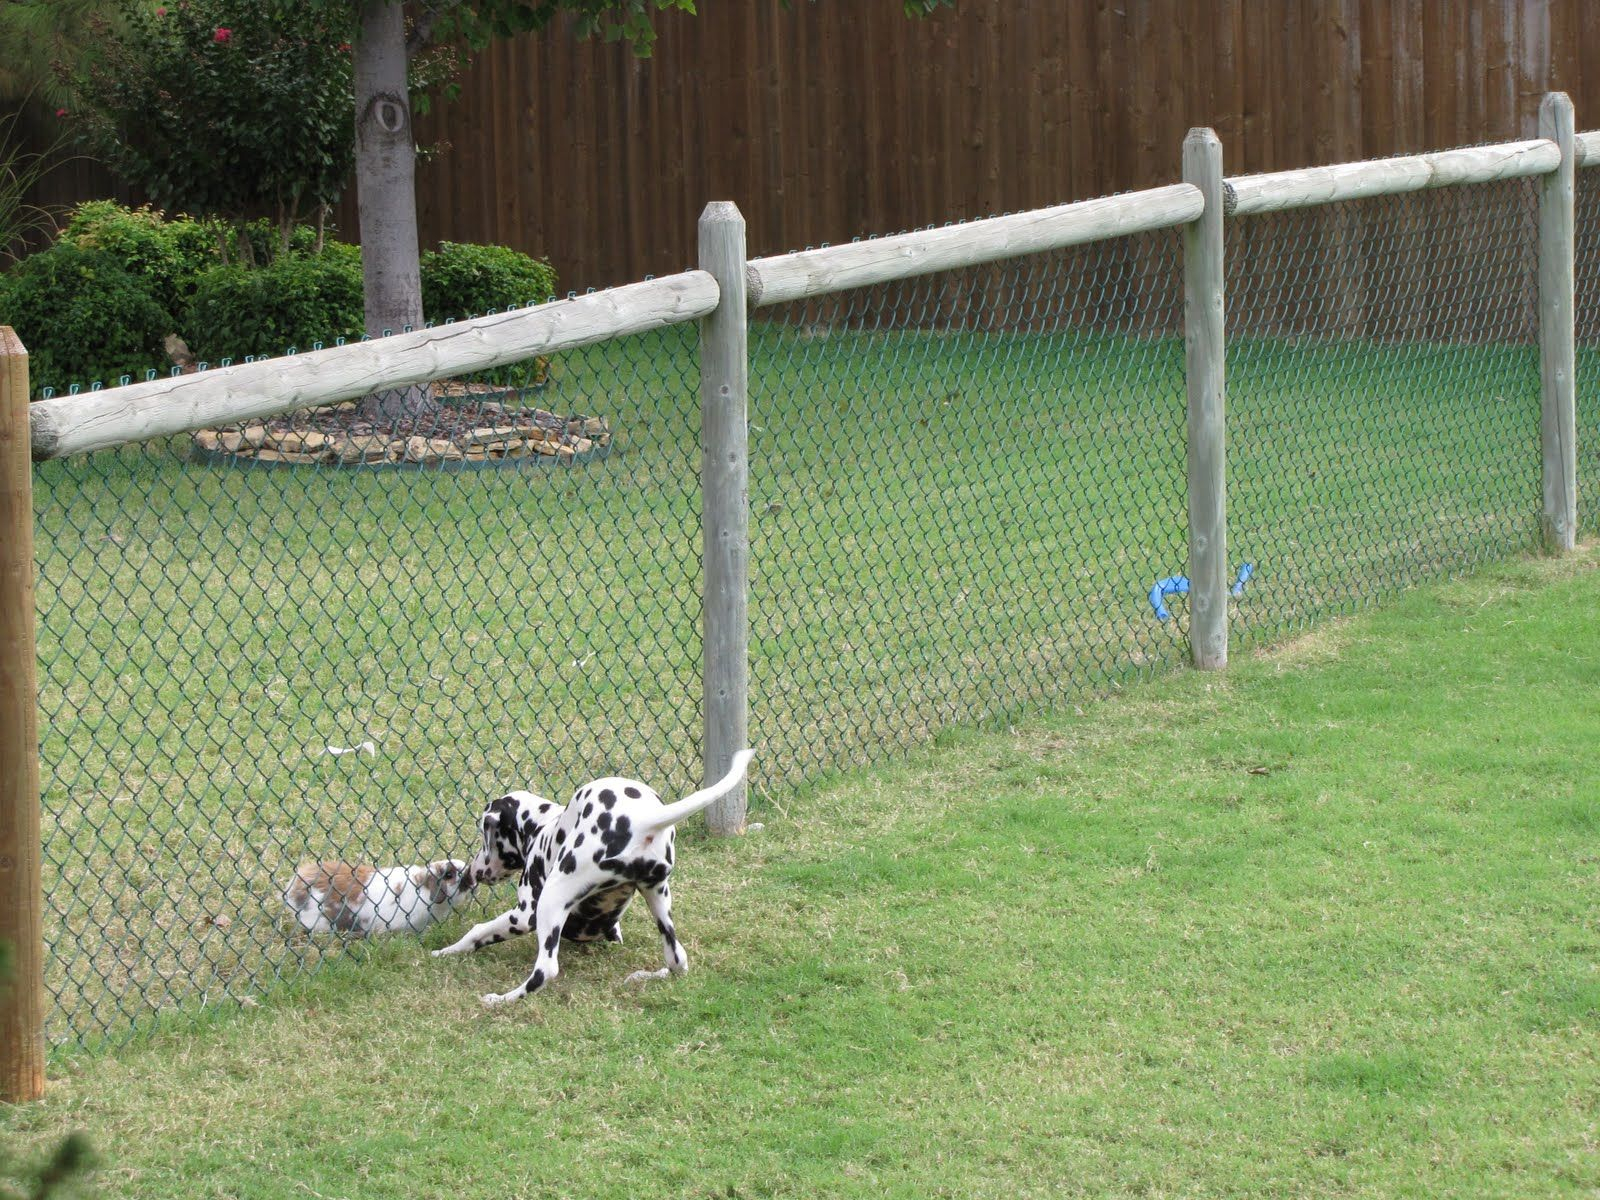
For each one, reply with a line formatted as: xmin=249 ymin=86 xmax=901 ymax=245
xmin=415 ymin=858 xmax=468 ymax=907
xmin=464 ymin=791 xmax=561 ymax=889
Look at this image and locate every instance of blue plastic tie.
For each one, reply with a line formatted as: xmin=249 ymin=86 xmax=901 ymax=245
xmin=1150 ymin=562 xmax=1255 ymax=621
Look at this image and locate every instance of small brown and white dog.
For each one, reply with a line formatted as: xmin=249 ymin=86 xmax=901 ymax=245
xmin=283 ymin=859 xmax=468 ymax=935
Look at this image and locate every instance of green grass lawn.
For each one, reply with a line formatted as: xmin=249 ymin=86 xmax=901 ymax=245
xmin=5 ymin=544 xmax=1597 ymax=1198
xmin=30 ymin=323 xmax=1551 ymax=1047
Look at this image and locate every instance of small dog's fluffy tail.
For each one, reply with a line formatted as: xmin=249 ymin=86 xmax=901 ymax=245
xmin=638 ymin=750 xmax=754 ymax=835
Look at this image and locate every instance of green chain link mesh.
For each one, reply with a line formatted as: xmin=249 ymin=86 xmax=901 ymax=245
xmin=34 ymin=323 xmax=704 ymax=1048
xmin=1227 ymin=178 xmax=1545 ymax=646
xmin=29 ymin=163 xmax=1574 ymax=1050
xmin=748 ymin=232 xmax=1188 ymax=791
xmin=1577 ymin=164 xmax=1600 ymax=537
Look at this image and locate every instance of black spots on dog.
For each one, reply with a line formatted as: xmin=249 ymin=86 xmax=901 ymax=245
xmin=543 ymin=926 xmax=563 ymax=954
xmin=636 ymin=860 xmax=670 ymax=888
xmin=665 ymin=840 xmax=674 ymax=865
xmin=558 ymin=851 xmax=578 ymax=875
xmin=595 ymin=857 xmax=669 ymax=888
xmin=522 ymin=858 xmax=546 ymax=892
xmin=555 ymin=828 xmax=567 ymax=845
xmin=596 ymin=811 xmax=612 ymax=833
xmin=573 ymin=832 xmax=585 ymax=849
xmin=598 ymin=814 xmax=633 ymax=859
xmin=582 ymin=803 xmax=594 ymax=819
xmin=561 ymin=885 xmax=636 ymax=943
xmin=599 ymin=788 xmax=617 ymax=809
xmin=530 ymin=968 xmax=546 ymax=991
xmin=624 ymin=786 xmax=642 ymax=799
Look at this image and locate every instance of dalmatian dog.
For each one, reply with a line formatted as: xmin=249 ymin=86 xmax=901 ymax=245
xmin=434 ymin=750 xmax=753 ymax=1007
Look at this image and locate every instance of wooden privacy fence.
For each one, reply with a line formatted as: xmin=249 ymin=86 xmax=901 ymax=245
xmin=2 ymin=93 xmax=1595 ymax=1098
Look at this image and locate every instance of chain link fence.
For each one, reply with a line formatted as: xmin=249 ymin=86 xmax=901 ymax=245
xmin=22 ymin=141 xmax=1591 ymax=1053
xmin=1227 ymin=179 xmax=1545 ymax=644
xmin=1578 ymin=164 xmax=1600 ymax=537
xmin=748 ymin=234 xmax=1187 ymax=790
xmin=34 ymin=325 xmax=704 ymax=1047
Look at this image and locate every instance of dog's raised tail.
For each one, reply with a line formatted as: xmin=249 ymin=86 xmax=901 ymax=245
xmin=639 ymin=750 xmax=754 ymax=834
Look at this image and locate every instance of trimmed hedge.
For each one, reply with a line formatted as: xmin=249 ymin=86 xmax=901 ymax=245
xmin=61 ymin=201 xmax=217 ymax=316
xmin=1 ymin=203 xmax=560 ymax=391
xmin=0 ymin=242 xmax=172 ymax=390
xmin=182 ymin=250 xmax=365 ymax=363
xmin=422 ymin=241 xmax=558 ymax=322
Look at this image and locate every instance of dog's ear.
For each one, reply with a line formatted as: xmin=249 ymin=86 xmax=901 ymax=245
xmin=417 ymin=862 xmax=448 ymax=905
xmin=482 ymin=795 xmax=523 ymax=840
xmin=435 ymin=859 xmax=468 ymax=900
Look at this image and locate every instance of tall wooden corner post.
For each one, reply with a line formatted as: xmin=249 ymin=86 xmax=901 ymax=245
xmin=1183 ymin=128 xmax=1229 ymax=669
xmin=698 ymin=203 xmax=751 ymax=835
xmin=0 ymin=327 xmax=44 ymax=1102
xmin=1538 ymin=91 xmax=1577 ymax=554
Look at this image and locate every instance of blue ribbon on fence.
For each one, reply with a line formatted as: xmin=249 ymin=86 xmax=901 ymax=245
xmin=1149 ymin=562 xmax=1255 ymax=621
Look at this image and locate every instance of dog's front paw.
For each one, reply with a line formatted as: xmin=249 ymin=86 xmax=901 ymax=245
xmin=623 ymin=968 xmax=671 ymax=985
xmin=481 ymin=992 xmax=511 ymax=1008
xmin=431 ymin=947 xmax=454 ymax=958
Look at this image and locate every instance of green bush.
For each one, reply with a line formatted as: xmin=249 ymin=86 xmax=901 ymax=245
xmin=421 ymin=241 xmax=558 ymax=322
xmin=61 ymin=200 xmax=218 ymax=315
xmin=0 ymin=217 xmax=562 ymax=393
xmin=0 ymin=242 xmax=172 ymax=390
xmin=223 ymin=217 xmax=332 ymax=267
xmin=182 ymin=247 xmax=364 ymax=362
xmin=65 ymin=0 xmax=354 ymax=243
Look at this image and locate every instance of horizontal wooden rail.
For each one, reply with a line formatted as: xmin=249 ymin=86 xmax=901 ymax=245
xmin=30 ymin=270 xmax=721 ymax=461
xmin=1225 ymin=138 xmax=1561 ymax=216
xmin=1576 ymin=130 xmax=1600 ymax=167
xmin=745 ymin=183 xmax=1205 ymax=309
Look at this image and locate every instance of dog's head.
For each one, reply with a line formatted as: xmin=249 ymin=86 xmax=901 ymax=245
xmin=413 ymin=858 xmax=468 ymax=908
xmin=464 ymin=790 xmax=561 ymax=889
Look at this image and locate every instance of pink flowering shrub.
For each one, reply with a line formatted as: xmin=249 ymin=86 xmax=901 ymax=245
xmin=63 ymin=1 xmax=353 ymax=260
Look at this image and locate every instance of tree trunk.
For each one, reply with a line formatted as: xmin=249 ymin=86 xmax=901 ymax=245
xmin=353 ymin=0 xmax=431 ymax=421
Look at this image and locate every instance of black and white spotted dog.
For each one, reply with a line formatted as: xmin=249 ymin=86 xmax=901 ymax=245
xmin=434 ymin=750 xmax=753 ymax=1007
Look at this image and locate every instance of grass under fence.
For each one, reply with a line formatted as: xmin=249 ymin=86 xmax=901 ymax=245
xmin=6 ymin=544 xmax=1598 ymax=1197
xmin=30 ymin=327 xmax=1554 ymax=1047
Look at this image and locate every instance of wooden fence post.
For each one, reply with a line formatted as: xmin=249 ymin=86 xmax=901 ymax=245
xmin=698 ymin=202 xmax=750 ymax=835
xmin=1183 ymin=128 xmax=1229 ymax=669
xmin=0 ymin=327 xmax=44 ymax=1102
xmin=1538 ymin=91 xmax=1577 ymax=554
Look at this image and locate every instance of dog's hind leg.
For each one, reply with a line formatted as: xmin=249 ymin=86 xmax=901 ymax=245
xmin=624 ymin=880 xmax=687 ymax=985
xmin=431 ymin=907 xmax=521 ymax=958
xmin=481 ymin=888 xmax=570 ymax=1007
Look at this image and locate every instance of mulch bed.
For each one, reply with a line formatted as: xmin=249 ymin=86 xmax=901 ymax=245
xmin=189 ymin=382 xmax=612 ymax=468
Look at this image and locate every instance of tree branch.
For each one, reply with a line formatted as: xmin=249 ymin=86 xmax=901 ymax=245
xmin=406 ymin=0 xmax=458 ymax=56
